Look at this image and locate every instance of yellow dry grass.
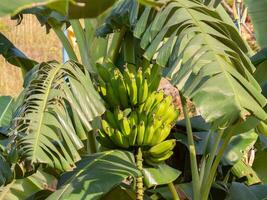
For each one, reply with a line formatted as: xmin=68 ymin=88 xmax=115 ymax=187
xmin=0 ymin=15 xmax=62 ymax=97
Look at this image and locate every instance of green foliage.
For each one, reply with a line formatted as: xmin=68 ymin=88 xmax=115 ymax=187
xmin=47 ymin=150 xmax=140 ymax=200
xmin=13 ymin=61 xmax=105 ymax=171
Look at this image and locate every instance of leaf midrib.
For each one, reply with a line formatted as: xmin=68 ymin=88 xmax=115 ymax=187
xmin=178 ymin=1 xmax=242 ymax=111
xmin=31 ymin=63 xmax=61 ymax=163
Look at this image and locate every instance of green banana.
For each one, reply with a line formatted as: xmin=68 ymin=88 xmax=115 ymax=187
xmin=137 ymin=68 xmax=144 ymax=104
xmin=117 ymin=75 xmax=129 ymax=108
xmin=146 ymin=151 xmax=173 ymax=164
xmin=105 ymin=110 xmax=118 ymax=129
xmin=137 ymin=121 xmax=145 ymax=146
xmin=120 ymin=117 xmax=131 ymax=136
xmin=162 ymin=107 xmax=179 ymax=125
xmin=124 ymin=68 xmax=138 ymax=105
xmin=98 ymin=79 xmax=107 ymax=98
xmin=148 ymin=139 xmax=176 ymax=157
xmin=129 ymin=111 xmax=139 ymax=127
xmin=150 ymin=125 xmax=164 ymax=146
xmin=101 ymin=119 xmax=113 ymax=137
xmin=158 ymin=124 xmax=172 ymax=143
xmin=142 ymin=92 xmax=156 ymax=114
xmin=129 ymin=125 xmax=138 ymax=146
xmin=97 ymin=63 xmax=111 ymax=83
xmin=140 ymin=78 xmax=149 ymax=104
xmin=114 ymin=129 xmax=129 ymax=149
xmin=143 ymin=120 xmax=154 ymax=146
xmin=106 ymin=83 xmax=120 ymax=108
xmin=114 ymin=108 xmax=124 ymax=125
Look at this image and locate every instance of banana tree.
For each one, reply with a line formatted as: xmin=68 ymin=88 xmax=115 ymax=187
xmin=1 ymin=0 xmax=267 ymax=199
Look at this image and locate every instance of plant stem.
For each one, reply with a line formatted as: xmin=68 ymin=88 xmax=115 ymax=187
xmin=168 ymin=182 xmax=180 ymax=200
xmin=180 ymin=94 xmax=200 ymax=199
xmin=70 ymin=20 xmax=95 ymax=72
xmin=52 ymin=26 xmax=78 ymax=61
xmin=201 ymin=128 xmax=233 ymax=200
xmin=201 ymin=127 xmax=225 ymax=187
xmin=136 ymin=148 xmax=144 ymax=200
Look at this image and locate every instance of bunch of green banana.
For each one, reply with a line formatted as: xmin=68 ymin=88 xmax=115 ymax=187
xmin=97 ymin=90 xmax=179 ymax=165
xmin=143 ymin=139 xmax=176 ymax=166
xmin=96 ymin=63 xmax=161 ymax=109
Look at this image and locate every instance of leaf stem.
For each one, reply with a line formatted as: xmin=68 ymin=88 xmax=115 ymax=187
xmin=200 ymin=127 xmax=225 ymax=186
xmin=201 ymin=127 xmax=233 ymax=200
xmin=168 ymin=182 xmax=180 ymax=200
xmin=180 ymin=94 xmax=200 ymax=199
xmin=87 ymin=130 xmax=97 ymax=154
xmin=136 ymin=148 xmax=144 ymax=200
xmin=52 ymin=26 xmax=78 ymax=61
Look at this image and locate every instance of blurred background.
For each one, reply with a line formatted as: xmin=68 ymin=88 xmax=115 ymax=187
xmin=0 ymin=15 xmax=62 ymax=96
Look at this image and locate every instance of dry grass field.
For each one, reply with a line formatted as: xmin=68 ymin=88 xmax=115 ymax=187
xmin=0 ymin=15 xmax=62 ymax=97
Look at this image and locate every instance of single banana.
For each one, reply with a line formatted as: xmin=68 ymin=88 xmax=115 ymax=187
xmin=142 ymin=92 xmax=156 ymax=114
xmin=101 ymin=119 xmax=113 ymax=137
xmin=129 ymin=111 xmax=139 ymax=127
xmin=105 ymin=110 xmax=118 ymax=129
xmin=117 ymin=75 xmax=129 ymax=108
xmin=120 ymin=117 xmax=131 ymax=136
xmin=162 ymin=107 xmax=179 ymax=125
xmin=137 ymin=68 xmax=143 ymax=104
xmin=137 ymin=121 xmax=145 ymax=146
xmin=146 ymin=151 xmax=174 ymax=164
xmin=143 ymin=121 xmax=154 ymax=146
xmin=158 ymin=124 xmax=172 ymax=143
xmin=114 ymin=107 xmax=124 ymax=126
xmin=148 ymin=139 xmax=176 ymax=157
xmin=149 ymin=91 xmax=164 ymax=113
xmin=129 ymin=125 xmax=138 ymax=146
xmin=140 ymin=78 xmax=149 ymax=104
xmin=124 ymin=68 xmax=138 ymax=105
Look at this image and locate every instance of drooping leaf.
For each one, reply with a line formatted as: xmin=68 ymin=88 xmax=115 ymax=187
xmin=0 ymin=33 xmax=37 ymax=73
xmin=244 ymin=0 xmax=267 ymax=48
xmin=13 ymin=61 xmax=105 ymax=171
xmin=143 ymin=164 xmax=181 ymax=188
xmin=47 ymin=150 xmax=140 ymax=200
xmin=0 ymin=170 xmax=56 ymax=200
xmin=133 ymin=0 xmax=266 ymax=127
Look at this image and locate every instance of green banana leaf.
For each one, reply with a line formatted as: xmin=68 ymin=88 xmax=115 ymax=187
xmin=0 ymin=97 xmax=14 ymax=128
xmin=133 ymin=0 xmax=266 ymax=127
xmin=47 ymin=150 xmax=140 ymax=200
xmin=0 ymin=170 xmax=55 ymax=200
xmin=227 ymin=182 xmax=267 ymax=200
xmin=12 ymin=61 xmax=105 ymax=171
xmin=143 ymin=164 xmax=181 ymax=188
xmin=0 ymin=0 xmax=117 ymax=18
xmin=244 ymin=0 xmax=267 ymax=48
xmin=0 ymin=33 xmax=38 ymax=74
